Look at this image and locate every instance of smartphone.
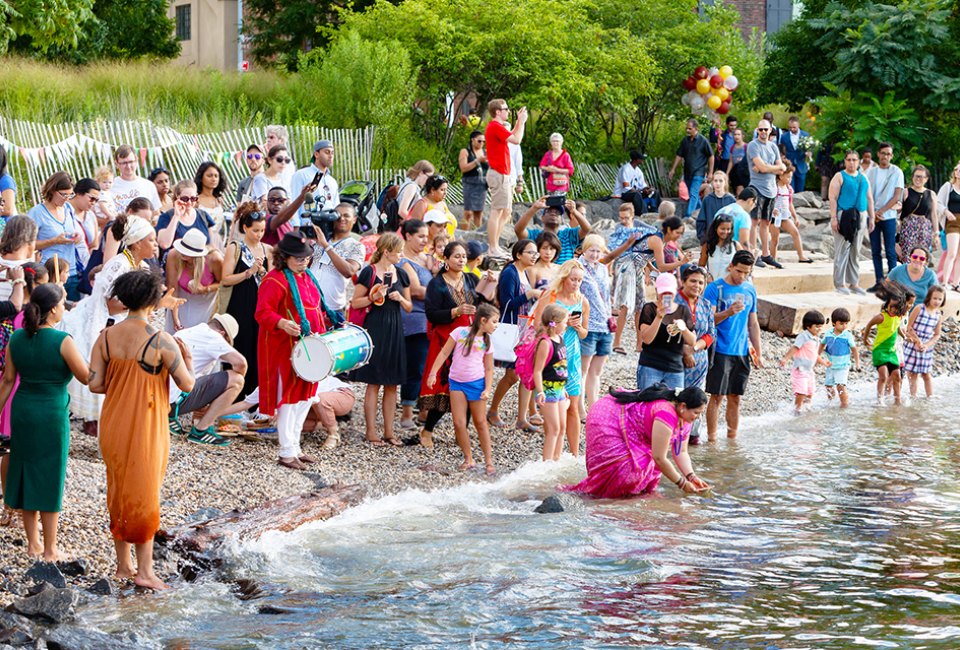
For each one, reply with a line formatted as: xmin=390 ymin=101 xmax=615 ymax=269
xmin=383 ymin=272 xmax=393 ymax=288
xmin=545 ymin=195 xmax=565 ymax=210
xmin=662 ymin=294 xmax=673 ymax=311
xmin=570 ymin=310 xmax=582 ymax=321
xmin=312 ymin=171 xmax=323 ymax=187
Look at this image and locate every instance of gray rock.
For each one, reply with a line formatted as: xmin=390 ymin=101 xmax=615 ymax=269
xmin=793 ymin=191 xmax=824 ymax=209
xmin=13 ymin=584 xmax=77 ymax=623
xmin=0 ymin=611 xmax=35 ymax=646
xmin=44 ymin=626 xmax=153 ymax=650
xmin=185 ymin=507 xmax=223 ymax=523
xmin=534 ymin=495 xmax=565 ymax=514
xmin=24 ymin=562 xmax=66 ymax=589
xmin=56 ymin=560 xmax=87 ymax=578
xmin=85 ymin=578 xmax=114 ymax=597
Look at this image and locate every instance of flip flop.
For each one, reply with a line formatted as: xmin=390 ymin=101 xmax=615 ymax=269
xmin=613 ymin=347 xmax=627 ymax=355
xmin=516 ymin=421 xmax=538 ymax=433
xmin=798 ymin=258 xmax=814 ymax=264
xmin=485 ymin=466 xmax=497 ymax=477
xmin=366 ymin=438 xmax=388 ymax=447
xmin=487 ymin=414 xmax=507 ymax=428
xmin=277 ymin=457 xmax=307 ymax=471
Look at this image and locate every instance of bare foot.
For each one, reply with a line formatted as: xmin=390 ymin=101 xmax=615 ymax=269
xmin=115 ymin=567 xmax=136 ymax=580
xmin=459 ymin=461 xmax=476 ymax=472
xmin=134 ymin=574 xmax=169 ymax=590
xmin=27 ymin=543 xmax=43 ymax=558
xmin=43 ymin=550 xmax=61 ymax=563
xmin=485 ymin=464 xmax=496 ymax=477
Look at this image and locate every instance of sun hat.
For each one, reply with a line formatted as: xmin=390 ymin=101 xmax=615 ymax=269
xmin=211 ymin=313 xmax=240 ymax=345
xmin=277 ymin=231 xmax=313 ymax=258
xmin=655 ymin=273 xmax=678 ymax=295
xmin=172 ymin=229 xmax=209 ymax=258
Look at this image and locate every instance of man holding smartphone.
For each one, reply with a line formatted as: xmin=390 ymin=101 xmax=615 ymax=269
xmin=290 ymin=139 xmax=339 ymax=221
xmin=485 ymin=99 xmax=528 ymax=257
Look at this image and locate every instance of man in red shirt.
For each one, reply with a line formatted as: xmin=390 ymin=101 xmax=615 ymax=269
xmin=484 ymin=99 xmax=528 ymax=257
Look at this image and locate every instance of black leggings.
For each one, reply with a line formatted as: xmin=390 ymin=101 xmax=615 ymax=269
xmin=422 ymin=407 xmax=470 ymax=433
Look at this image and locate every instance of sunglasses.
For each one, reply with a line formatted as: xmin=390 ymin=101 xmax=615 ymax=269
xmin=911 ymin=254 xmax=927 ymax=261
xmin=249 ymin=211 xmax=266 ymax=221
xmin=757 ymin=128 xmax=770 ymax=132
xmin=476 ymin=139 xmax=486 ymax=143
xmin=273 ymin=157 xmax=291 ymax=164
xmin=178 ymin=196 xmax=199 ymax=204
xmin=246 ymin=153 xmax=263 ymax=160
xmin=267 ymin=197 xmax=288 ymax=204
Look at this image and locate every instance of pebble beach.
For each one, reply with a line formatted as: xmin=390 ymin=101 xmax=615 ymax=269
xmin=2 ymin=314 xmax=959 ymax=603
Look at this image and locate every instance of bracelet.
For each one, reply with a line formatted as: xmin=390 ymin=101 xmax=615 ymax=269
xmin=675 ymin=476 xmax=687 ymax=489
xmin=10 ymin=279 xmax=25 ymax=287
xmin=685 ymin=472 xmax=696 ymax=480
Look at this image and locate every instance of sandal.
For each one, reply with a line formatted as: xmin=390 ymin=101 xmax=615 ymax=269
xmin=528 ymin=413 xmax=544 ymax=426
xmin=798 ymin=257 xmax=814 ymax=264
xmin=516 ymin=421 xmax=538 ymax=433
xmin=486 ymin=413 xmax=507 ymax=428
xmin=485 ymin=465 xmax=497 ymax=477
xmin=383 ymin=436 xmax=403 ymax=447
xmin=366 ymin=437 xmax=388 ymax=447
xmin=277 ymin=457 xmax=307 ymax=471
xmin=613 ymin=346 xmax=627 ymax=355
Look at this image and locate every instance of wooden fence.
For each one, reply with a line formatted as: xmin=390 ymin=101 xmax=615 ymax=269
xmin=0 ymin=118 xmax=375 ymax=208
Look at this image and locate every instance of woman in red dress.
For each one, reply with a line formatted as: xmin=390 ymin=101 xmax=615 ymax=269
xmin=255 ymin=232 xmax=327 ymax=470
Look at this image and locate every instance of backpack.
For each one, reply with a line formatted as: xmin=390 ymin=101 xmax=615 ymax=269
xmin=380 ymin=180 xmax=416 ymax=233
xmin=514 ymin=329 xmax=553 ymax=390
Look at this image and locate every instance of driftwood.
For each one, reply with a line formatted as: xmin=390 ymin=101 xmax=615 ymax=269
xmin=156 ymin=483 xmax=367 ymax=575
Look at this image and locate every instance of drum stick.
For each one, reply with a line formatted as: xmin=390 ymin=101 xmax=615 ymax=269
xmin=287 ymin=309 xmax=312 ymax=362
xmin=52 ymin=254 xmax=60 ymax=284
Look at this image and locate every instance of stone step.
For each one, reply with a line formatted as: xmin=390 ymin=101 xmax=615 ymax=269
xmin=749 ymin=252 xmax=874 ymax=295
xmin=759 ymin=287 xmax=960 ymax=336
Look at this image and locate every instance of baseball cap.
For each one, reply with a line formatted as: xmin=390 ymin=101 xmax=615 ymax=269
xmin=313 ymin=139 xmax=333 ymax=152
xmin=423 ymin=209 xmax=450 ymax=225
xmin=466 ymin=240 xmax=487 ymax=261
xmin=655 ymin=273 xmax=678 ymax=295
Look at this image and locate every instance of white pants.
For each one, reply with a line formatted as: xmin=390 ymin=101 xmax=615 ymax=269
xmin=276 ymin=378 xmax=319 ymax=459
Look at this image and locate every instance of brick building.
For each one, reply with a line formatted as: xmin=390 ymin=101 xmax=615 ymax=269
xmin=705 ymin=0 xmax=798 ymax=35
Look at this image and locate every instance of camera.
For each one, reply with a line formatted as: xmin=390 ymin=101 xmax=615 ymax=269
xmin=302 ymin=193 xmax=340 ymax=240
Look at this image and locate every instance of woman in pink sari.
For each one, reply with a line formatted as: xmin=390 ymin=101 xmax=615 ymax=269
xmin=564 ymin=384 xmax=711 ymax=498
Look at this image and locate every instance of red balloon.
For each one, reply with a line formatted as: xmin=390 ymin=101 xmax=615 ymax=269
xmin=710 ymin=74 xmax=723 ymax=89
xmin=718 ymin=100 xmax=731 ymax=115
xmin=694 ymin=66 xmax=708 ymax=80
xmin=682 ymin=76 xmax=696 ymax=91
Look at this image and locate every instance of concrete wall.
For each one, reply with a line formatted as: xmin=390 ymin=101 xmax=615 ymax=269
xmin=169 ymin=0 xmax=240 ymax=71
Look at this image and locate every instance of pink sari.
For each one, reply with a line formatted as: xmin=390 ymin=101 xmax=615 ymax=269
xmin=563 ymin=396 xmax=688 ymax=498
xmin=0 ymin=311 xmax=24 ymax=438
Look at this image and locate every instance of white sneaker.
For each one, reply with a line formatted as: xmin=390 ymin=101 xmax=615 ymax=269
xmin=836 ymin=287 xmax=851 ymax=295
xmin=851 ymin=286 xmax=867 ymax=295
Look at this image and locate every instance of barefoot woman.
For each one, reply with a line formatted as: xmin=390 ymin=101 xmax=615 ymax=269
xmin=89 ymin=269 xmax=195 ymax=590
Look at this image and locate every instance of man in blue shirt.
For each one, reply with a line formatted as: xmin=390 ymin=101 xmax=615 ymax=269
xmin=702 ymin=249 xmax=763 ymax=440
xmin=715 ymin=187 xmax=756 ymax=245
xmin=514 ymin=196 xmax=591 ymax=264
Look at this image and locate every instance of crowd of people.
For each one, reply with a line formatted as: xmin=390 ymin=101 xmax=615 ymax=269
xmin=0 ymin=106 xmax=953 ymax=587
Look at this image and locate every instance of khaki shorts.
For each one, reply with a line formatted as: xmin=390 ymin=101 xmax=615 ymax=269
xmin=486 ymin=169 xmax=515 ymax=211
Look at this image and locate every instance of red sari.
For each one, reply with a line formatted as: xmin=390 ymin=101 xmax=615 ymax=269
xmin=255 ymin=269 xmax=326 ymax=416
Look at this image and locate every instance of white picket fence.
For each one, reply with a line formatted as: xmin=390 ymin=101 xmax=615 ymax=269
xmin=0 ymin=116 xmax=670 ymax=208
xmin=0 ymin=118 xmax=376 ymax=208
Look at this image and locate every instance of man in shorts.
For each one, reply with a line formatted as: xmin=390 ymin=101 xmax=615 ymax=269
xmin=702 ymin=250 xmax=763 ymax=440
xmin=747 ymin=119 xmax=786 ymax=268
xmin=485 ymin=98 xmax=528 ymax=258
xmin=169 ymin=313 xmax=247 ymax=446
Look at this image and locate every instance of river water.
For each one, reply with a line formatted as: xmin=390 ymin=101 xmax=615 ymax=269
xmin=78 ymin=379 xmax=960 ymax=649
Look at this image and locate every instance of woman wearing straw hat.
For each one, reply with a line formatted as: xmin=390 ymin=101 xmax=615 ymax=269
xmin=165 ymin=228 xmax=222 ymax=332
xmin=62 ymin=215 xmax=175 ymax=437
xmin=255 ymin=232 xmax=328 ymax=470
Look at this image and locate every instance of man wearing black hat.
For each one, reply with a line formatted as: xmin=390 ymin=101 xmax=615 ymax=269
xmin=615 ymin=151 xmax=660 ymax=215
xmin=236 ymin=143 xmax=265 ymax=204
xmin=289 ymin=139 xmax=339 ymax=222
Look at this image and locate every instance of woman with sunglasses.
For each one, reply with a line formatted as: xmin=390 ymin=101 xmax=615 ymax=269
xmin=887 ymin=246 xmax=938 ymax=304
xmin=156 ymin=180 xmax=217 ymax=252
xmin=458 ymin=131 xmax=488 ymax=230
xmin=898 ymin=165 xmax=938 ymax=264
xmin=409 ymin=175 xmax=458 ymax=238
xmin=221 ymin=202 xmax=272 ymax=398
xmin=149 ymin=167 xmax=174 ymax=213
xmin=165 ymin=229 xmax=223 ymax=332
xmin=27 ymin=171 xmax=85 ymax=301
xmin=250 ymin=145 xmax=293 ymax=202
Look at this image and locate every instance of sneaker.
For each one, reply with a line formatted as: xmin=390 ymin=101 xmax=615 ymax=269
xmin=754 ymin=257 xmax=767 ymax=268
xmin=761 ymin=255 xmax=784 ymax=269
xmin=187 ymin=426 xmax=230 ymax=447
xmin=851 ymin=286 xmax=867 ymax=295
xmin=836 ymin=287 xmax=851 ymax=295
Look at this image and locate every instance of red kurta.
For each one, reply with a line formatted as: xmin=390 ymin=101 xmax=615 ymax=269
xmin=255 ymin=269 xmax=326 ymax=416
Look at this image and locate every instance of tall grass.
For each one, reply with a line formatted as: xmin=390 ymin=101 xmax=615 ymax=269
xmin=0 ymin=57 xmax=321 ymax=131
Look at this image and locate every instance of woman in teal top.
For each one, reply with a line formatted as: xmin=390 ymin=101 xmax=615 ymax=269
xmin=829 ymin=150 xmax=875 ymax=295
xmin=0 ymin=284 xmax=89 ymax=562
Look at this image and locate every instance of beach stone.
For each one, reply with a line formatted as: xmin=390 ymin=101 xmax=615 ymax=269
xmin=185 ymin=507 xmax=223 ymax=523
xmin=44 ymin=626 xmax=149 ymax=650
xmin=0 ymin=611 xmax=35 ymax=646
xmin=258 ymin=605 xmax=293 ymax=615
xmin=84 ymin=578 xmax=114 ymax=597
xmin=793 ymin=191 xmax=824 ymax=209
xmin=534 ymin=495 xmax=565 ymax=514
xmin=56 ymin=560 xmax=87 ymax=578
xmin=13 ymin=584 xmax=77 ymax=623
xmin=24 ymin=563 xmax=66 ymax=589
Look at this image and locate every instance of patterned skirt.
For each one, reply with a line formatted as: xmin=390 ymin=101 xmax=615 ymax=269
xmin=899 ymin=215 xmax=933 ymax=262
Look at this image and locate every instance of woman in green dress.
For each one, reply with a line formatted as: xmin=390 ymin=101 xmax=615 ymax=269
xmin=0 ymin=284 xmax=89 ymax=561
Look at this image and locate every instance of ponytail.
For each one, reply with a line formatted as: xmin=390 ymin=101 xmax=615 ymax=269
xmin=23 ymin=283 xmax=64 ymax=337
xmin=22 ymin=262 xmax=48 ymax=296
xmin=110 ymin=213 xmax=129 ymax=242
xmin=609 ymin=383 xmax=707 ymax=408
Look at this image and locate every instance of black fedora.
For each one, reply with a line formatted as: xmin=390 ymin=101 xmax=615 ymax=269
xmin=278 ymin=231 xmax=314 ymax=258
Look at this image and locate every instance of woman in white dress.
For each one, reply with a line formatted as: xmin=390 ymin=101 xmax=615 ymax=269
xmin=62 ymin=216 xmax=160 ymax=436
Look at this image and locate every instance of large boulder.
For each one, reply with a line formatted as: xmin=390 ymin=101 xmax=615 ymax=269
xmin=793 ymin=191 xmax=824 ymax=209
xmin=13 ymin=583 xmax=77 ymax=623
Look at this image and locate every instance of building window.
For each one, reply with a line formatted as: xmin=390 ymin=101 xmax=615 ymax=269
xmin=766 ymin=0 xmax=794 ymax=34
xmin=175 ymin=5 xmax=191 ymax=41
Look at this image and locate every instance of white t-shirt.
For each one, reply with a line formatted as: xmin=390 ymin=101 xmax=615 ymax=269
xmin=169 ymin=323 xmax=235 ymax=402
xmin=613 ymin=162 xmax=646 ymax=197
xmin=309 ymin=236 xmax=366 ymax=311
xmin=289 ymin=165 xmax=340 ymax=220
xmin=111 ymin=176 xmax=161 ymax=212
xmin=865 ymin=165 xmax=904 ymax=221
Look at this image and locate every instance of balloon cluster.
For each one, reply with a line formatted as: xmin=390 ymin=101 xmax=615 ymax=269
xmin=681 ymin=65 xmax=738 ymax=119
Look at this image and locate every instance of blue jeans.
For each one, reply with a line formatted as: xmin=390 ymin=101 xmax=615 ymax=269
xmin=686 ymin=175 xmax=705 ymax=217
xmin=636 ymin=364 xmax=685 ymax=391
xmin=870 ymin=218 xmax=898 ymax=283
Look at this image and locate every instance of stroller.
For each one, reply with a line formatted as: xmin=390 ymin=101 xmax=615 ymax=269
xmin=339 ymin=180 xmax=380 ymax=235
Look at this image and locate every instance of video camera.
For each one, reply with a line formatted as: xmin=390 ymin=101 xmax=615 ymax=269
xmin=301 ymin=192 xmax=340 ymax=240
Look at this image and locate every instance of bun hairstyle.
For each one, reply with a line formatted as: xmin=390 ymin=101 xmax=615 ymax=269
xmin=110 ymin=268 xmax=163 ymax=312
xmin=23 ymin=283 xmax=64 ymax=336
xmin=234 ymin=201 xmax=263 ymax=233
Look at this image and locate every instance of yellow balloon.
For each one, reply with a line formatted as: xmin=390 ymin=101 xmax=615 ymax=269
xmin=707 ymin=94 xmax=722 ymax=110
xmin=696 ymin=78 xmax=711 ymax=95
xmin=719 ymin=65 xmax=733 ymax=79
xmin=716 ymin=87 xmax=730 ymax=101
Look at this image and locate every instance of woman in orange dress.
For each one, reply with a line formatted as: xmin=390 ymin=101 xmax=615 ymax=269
xmin=89 ymin=269 xmax=194 ymax=590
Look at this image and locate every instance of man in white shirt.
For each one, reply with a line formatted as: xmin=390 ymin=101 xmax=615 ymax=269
xmin=614 ymin=151 xmax=660 ymax=214
xmin=169 ymin=313 xmax=247 ymax=446
xmin=865 ymin=142 xmax=904 ymax=290
xmin=308 ymin=203 xmax=366 ymax=314
xmin=111 ymin=144 xmax=161 ymax=214
xmin=289 ymin=139 xmax=339 ymax=222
